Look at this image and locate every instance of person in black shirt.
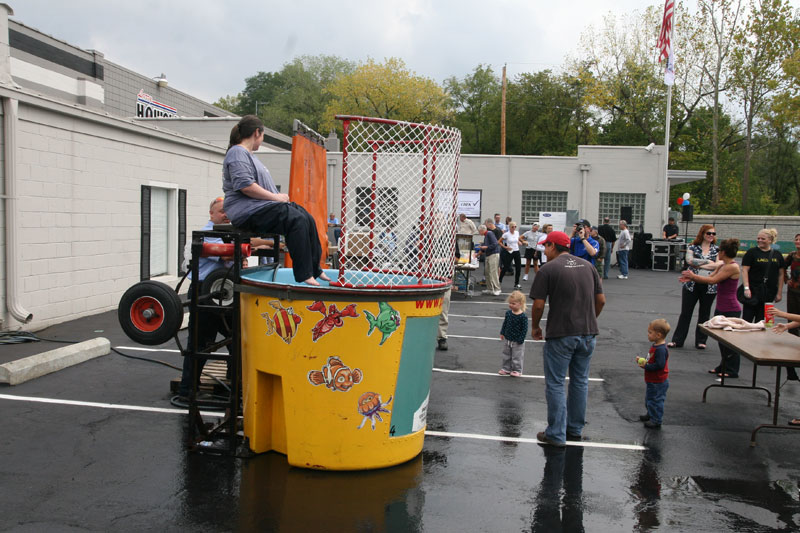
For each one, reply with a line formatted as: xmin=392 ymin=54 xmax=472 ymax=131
xmin=741 ymin=228 xmax=785 ymax=322
xmin=662 ymin=217 xmax=679 ymax=240
xmin=597 ymin=217 xmax=617 ymax=279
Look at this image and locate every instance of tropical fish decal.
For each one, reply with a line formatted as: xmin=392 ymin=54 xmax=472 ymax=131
xmin=356 ymin=392 xmax=393 ymax=430
xmin=306 ymin=301 xmax=359 ymax=342
xmin=363 ymin=302 xmax=401 ymax=345
xmin=307 ymin=356 xmax=363 ymax=392
xmin=261 ymin=300 xmax=301 ymax=344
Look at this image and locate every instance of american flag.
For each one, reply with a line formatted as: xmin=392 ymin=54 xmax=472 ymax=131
xmin=657 ymin=0 xmax=675 ymax=85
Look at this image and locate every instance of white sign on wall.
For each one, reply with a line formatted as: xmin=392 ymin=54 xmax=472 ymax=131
xmin=136 ymin=90 xmax=177 ymax=118
xmin=538 ymin=212 xmax=568 ymax=233
xmin=457 ymin=189 xmax=482 ymax=218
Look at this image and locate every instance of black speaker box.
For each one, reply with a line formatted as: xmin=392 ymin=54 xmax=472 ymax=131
xmin=682 ymin=204 xmax=693 ymax=222
xmin=631 ymin=232 xmax=653 ymax=269
xmin=620 ymin=206 xmax=633 ymax=224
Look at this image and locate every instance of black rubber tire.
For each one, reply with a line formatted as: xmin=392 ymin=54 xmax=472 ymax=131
xmin=201 ymin=269 xmax=235 ymax=307
xmin=118 ymin=280 xmax=183 ymax=345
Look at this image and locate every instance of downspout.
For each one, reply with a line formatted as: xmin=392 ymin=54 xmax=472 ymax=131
xmin=579 ymin=164 xmax=591 ymax=218
xmin=4 ymin=97 xmax=31 ymax=323
xmin=0 ymin=4 xmax=32 ymax=323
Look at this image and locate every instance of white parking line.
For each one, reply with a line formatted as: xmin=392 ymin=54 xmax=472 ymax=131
xmin=432 ymin=368 xmax=604 ymax=382
xmin=0 ymin=393 xmax=642 ymax=451
xmin=425 ymin=430 xmax=646 ymax=451
xmin=0 ymin=393 xmax=223 ymax=418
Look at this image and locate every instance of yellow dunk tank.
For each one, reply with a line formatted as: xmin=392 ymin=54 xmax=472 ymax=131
xmin=239 ymin=273 xmax=447 ymax=470
xmin=239 ymin=116 xmax=461 ymax=469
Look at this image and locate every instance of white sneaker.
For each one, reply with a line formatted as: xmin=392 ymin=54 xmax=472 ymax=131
xmin=617 ymin=275 xmax=628 ymax=279
xmin=522 ymin=274 xmax=528 ymax=281
xmin=492 ymin=291 xmax=502 ymax=296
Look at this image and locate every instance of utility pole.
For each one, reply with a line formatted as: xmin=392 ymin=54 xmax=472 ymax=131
xmin=500 ymin=64 xmax=507 ymax=155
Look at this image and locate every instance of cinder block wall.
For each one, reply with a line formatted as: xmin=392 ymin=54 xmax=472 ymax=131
xmin=1 ymin=92 xmax=226 ymax=330
xmin=677 ymin=215 xmax=800 ymax=252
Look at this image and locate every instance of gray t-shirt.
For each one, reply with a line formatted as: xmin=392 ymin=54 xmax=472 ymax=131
xmin=529 ymin=253 xmax=603 ymax=339
xmin=222 ymin=145 xmax=279 ymax=226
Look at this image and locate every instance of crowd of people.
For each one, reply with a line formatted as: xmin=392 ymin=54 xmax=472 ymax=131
xmin=462 ymin=214 xmax=636 ymax=294
xmin=460 ymin=211 xmax=800 ymax=443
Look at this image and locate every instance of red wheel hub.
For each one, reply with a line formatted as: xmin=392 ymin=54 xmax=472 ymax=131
xmin=129 ymin=296 xmax=165 ymax=332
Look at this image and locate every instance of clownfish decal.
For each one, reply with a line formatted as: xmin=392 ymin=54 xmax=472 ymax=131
xmin=261 ymin=300 xmax=301 ymax=344
xmin=356 ymin=391 xmax=393 ymax=430
xmin=307 ymin=356 xmax=363 ymax=392
xmin=306 ymin=301 xmax=359 ymax=342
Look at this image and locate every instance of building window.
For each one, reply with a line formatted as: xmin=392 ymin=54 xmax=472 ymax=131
xmin=521 ymin=190 xmax=568 ymax=224
xmin=355 ymin=186 xmax=398 ymax=229
xmin=598 ymin=192 xmax=646 ymax=232
xmin=141 ymin=185 xmax=186 ymax=280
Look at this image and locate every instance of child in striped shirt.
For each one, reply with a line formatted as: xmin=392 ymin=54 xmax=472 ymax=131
xmin=499 ymin=290 xmax=528 ymax=377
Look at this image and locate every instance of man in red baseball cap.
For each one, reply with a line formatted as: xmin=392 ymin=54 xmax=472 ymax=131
xmin=530 ymin=230 xmax=605 ymax=446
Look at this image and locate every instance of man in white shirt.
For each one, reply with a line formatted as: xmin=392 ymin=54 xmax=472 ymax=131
xmin=458 ymin=213 xmax=478 ymax=235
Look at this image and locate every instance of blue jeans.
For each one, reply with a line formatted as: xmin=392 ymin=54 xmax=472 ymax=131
xmin=543 ymin=335 xmax=597 ymax=443
xmin=618 ymin=250 xmax=629 ymax=276
xmin=645 ymin=380 xmax=669 ymax=424
xmin=603 ymin=245 xmax=613 ymax=278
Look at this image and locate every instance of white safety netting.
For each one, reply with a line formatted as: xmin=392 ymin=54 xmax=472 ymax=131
xmin=334 ymin=116 xmax=462 ymax=288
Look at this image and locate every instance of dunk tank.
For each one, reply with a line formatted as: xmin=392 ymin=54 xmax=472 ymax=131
xmin=239 ymin=116 xmax=461 ymax=469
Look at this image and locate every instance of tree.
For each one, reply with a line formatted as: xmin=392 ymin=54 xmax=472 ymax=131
xmin=321 ymin=58 xmax=451 ymax=131
xmin=728 ymin=0 xmax=796 ymax=210
xmin=698 ymin=0 xmax=744 ymax=209
xmin=444 ymin=64 xmax=501 ymax=154
xmin=232 ymin=55 xmax=355 ymax=135
xmin=771 ymin=46 xmax=800 ymax=131
xmin=571 ymin=4 xmax=722 ymax=153
xmin=571 ymin=8 xmax=666 ymax=145
xmin=505 ymin=70 xmax=594 ymax=155
xmin=213 ymin=94 xmax=240 ymax=113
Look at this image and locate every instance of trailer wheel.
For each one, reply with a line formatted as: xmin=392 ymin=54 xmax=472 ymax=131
xmin=202 ymin=269 xmax=235 ymax=307
xmin=118 ymin=281 xmax=183 ymax=345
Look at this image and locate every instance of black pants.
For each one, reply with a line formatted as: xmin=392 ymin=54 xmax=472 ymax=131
xmin=241 ymin=202 xmax=323 ymax=282
xmin=671 ymin=284 xmax=716 ymax=346
xmin=499 ymin=250 xmax=522 ymax=285
xmin=500 ymin=249 xmax=512 ymax=274
xmin=712 ymin=309 xmax=741 ymax=376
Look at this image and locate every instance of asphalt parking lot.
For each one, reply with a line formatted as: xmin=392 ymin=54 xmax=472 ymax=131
xmin=1 ymin=265 xmax=798 ymax=532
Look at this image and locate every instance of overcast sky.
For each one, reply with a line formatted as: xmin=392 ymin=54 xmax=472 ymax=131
xmin=9 ymin=1 xmax=799 ymax=104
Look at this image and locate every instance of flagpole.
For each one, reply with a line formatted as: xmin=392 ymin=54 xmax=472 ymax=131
xmin=663 ymin=84 xmax=672 ymax=229
xmin=657 ymin=0 xmax=675 ymax=230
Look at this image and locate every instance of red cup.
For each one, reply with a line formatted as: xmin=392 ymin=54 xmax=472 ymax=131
xmin=764 ymin=303 xmax=775 ymax=327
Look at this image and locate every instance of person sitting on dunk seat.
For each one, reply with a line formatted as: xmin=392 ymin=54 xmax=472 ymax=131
xmin=221 ymin=115 xmax=330 ymax=285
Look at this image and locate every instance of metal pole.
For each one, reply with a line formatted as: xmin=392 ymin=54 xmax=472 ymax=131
xmin=662 ymin=84 xmax=672 ymax=231
xmin=500 ymin=64 xmax=507 ymax=156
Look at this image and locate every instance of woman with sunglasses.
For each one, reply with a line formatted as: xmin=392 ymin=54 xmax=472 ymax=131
xmin=680 ymin=238 xmax=741 ymax=377
xmin=668 ymin=225 xmax=720 ymax=349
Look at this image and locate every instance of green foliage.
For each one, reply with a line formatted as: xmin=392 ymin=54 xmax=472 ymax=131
xmin=506 ymin=71 xmax=594 ymax=155
xmin=321 ymin=58 xmax=451 ymax=132
xmin=444 ymin=65 xmax=501 ymax=154
xmin=213 ymin=94 xmax=240 ymax=113
xmin=235 ymin=55 xmax=356 ymax=135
